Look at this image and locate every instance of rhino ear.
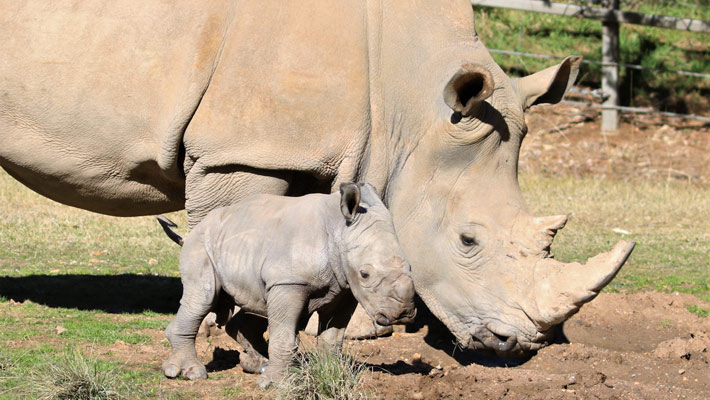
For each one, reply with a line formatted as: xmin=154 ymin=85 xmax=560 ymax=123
xmin=444 ymin=63 xmax=495 ymax=116
xmin=514 ymin=56 xmax=582 ymax=110
xmin=339 ymin=183 xmax=361 ymax=223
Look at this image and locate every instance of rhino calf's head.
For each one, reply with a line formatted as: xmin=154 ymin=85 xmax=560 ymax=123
xmin=338 ymin=183 xmax=417 ymax=326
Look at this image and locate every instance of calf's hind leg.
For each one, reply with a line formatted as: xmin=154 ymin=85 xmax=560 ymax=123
xmin=225 ymin=309 xmax=269 ymax=374
xmin=163 ymin=238 xmax=217 ymax=380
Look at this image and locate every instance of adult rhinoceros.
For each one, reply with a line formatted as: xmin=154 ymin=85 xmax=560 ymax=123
xmin=0 ymin=0 xmax=633 ymax=356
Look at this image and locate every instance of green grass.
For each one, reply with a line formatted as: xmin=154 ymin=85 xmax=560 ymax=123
xmin=520 ymin=173 xmax=710 ymax=302
xmin=473 ymin=0 xmax=710 ymax=113
xmin=686 ymin=305 xmax=710 ymax=317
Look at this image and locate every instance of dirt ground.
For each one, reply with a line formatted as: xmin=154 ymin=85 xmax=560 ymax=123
xmin=520 ymin=100 xmax=710 ymax=187
xmin=99 ymin=104 xmax=709 ymax=399
xmin=97 ymin=291 xmax=710 ymax=399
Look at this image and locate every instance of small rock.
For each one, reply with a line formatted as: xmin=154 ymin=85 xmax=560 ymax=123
xmin=411 ymin=392 xmax=424 ymax=400
xmin=678 ymin=369 xmax=686 ymax=375
xmin=412 ymin=352 xmax=422 ymax=364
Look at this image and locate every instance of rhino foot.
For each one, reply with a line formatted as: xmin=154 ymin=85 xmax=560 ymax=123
xmin=162 ymin=357 xmax=207 ymax=380
xmin=257 ymin=373 xmax=273 ymax=389
xmin=239 ymin=349 xmax=268 ymax=375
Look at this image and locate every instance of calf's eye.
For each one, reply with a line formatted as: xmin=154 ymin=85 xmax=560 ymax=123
xmin=460 ymin=234 xmax=477 ymax=247
xmin=360 ymin=270 xmax=370 ymax=279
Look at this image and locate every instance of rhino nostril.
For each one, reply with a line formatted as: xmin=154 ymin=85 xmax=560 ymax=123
xmin=375 ymin=312 xmax=390 ymax=326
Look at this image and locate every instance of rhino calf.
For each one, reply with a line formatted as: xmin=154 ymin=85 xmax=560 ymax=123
xmin=161 ymin=183 xmax=416 ymax=387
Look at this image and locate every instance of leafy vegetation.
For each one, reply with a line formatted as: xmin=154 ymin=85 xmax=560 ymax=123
xmin=473 ymin=0 xmax=710 ymax=113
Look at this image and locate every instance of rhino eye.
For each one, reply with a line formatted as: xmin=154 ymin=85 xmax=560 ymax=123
xmin=360 ymin=270 xmax=370 ymax=279
xmin=460 ymin=234 xmax=477 ymax=247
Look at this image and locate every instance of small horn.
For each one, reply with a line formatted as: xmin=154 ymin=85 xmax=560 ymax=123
xmin=532 ymin=240 xmax=635 ymax=329
xmin=531 ymin=215 xmax=568 ymax=254
xmin=533 ymin=215 xmax=568 ymax=235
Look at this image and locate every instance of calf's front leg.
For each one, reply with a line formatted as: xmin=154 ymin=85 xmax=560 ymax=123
xmin=259 ymin=285 xmax=308 ymax=388
xmin=316 ymin=295 xmax=358 ymax=353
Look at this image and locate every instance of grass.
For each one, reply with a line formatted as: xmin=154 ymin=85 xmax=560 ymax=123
xmin=686 ymin=305 xmax=710 ymax=317
xmin=472 ymin=0 xmax=710 ymax=113
xmin=277 ymin=348 xmax=370 ymax=400
xmin=30 ymin=346 xmax=123 ymax=400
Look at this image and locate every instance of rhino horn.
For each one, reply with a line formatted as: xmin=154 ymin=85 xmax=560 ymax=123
xmin=531 ymin=240 xmax=635 ymax=330
xmin=532 ymin=214 xmax=568 ymax=252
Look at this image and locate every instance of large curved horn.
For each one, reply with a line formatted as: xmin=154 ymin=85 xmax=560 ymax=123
xmin=531 ymin=240 xmax=635 ymax=330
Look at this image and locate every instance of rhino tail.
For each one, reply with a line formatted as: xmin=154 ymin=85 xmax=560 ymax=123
xmin=156 ymin=215 xmax=184 ymax=246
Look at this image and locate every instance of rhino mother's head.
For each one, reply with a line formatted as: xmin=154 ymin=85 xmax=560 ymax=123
xmin=370 ymin=3 xmax=634 ymax=356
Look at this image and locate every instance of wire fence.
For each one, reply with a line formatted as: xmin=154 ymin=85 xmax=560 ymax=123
xmin=472 ymin=0 xmax=710 ymax=126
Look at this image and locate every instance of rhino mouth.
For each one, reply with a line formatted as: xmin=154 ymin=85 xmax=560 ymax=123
xmin=471 ymin=327 xmax=518 ymax=354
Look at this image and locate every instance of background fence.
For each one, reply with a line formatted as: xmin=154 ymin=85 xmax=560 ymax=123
xmin=470 ymin=0 xmax=710 ymax=133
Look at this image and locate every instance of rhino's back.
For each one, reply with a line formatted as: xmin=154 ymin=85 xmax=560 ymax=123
xmin=0 ymin=1 xmax=232 ymax=215
xmin=184 ymin=0 xmax=372 ymax=182
xmin=202 ymin=193 xmax=336 ymax=314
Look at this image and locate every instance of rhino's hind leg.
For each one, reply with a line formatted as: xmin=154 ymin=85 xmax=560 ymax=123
xmin=163 ymin=305 xmax=211 ymax=380
xmin=163 ymin=241 xmax=217 ymax=380
xmin=225 ymin=309 xmax=269 ymax=374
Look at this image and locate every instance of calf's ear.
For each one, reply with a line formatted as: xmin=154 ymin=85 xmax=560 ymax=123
xmin=339 ymin=183 xmax=361 ymax=223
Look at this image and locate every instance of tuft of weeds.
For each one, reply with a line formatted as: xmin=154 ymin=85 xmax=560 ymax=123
xmin=277 ymin=348 xmax=371 ymax=400
xmin=31 ymin=346 xmax=123 ymax=400
xmin=686 ymin=305 xmax=709 ymax=318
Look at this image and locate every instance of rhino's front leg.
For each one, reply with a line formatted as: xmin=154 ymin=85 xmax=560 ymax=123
xmin=316 ymin=295 xmax=358 ymax=353
xmin=258 ymin=285 xmax=308 ymax=388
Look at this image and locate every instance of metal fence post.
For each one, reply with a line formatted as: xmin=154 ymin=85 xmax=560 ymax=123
xmin=601 ymin=0 xmax=620 ymax=133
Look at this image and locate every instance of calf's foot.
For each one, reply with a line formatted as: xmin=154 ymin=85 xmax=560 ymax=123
xmin=162 ymin=352 xmax=207 ymax=380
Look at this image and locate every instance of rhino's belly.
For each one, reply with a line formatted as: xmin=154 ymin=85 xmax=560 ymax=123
xmin=0 ymin=155 xmax=185 ymax=216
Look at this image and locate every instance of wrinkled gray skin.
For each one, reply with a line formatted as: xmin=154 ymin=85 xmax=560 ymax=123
xmin=162 ymin=183 xmax=415 ymax=386
xmin=0 ymin=0 xmax=634 ymax=356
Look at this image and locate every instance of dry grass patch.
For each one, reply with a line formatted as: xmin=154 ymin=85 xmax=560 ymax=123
xmin=30 ymin=347 xmax=124 ymax=400
xmin=277 ymin=348 xmax=371 ymax=400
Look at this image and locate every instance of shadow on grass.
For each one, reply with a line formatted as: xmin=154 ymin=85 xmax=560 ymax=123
xmin=0 ymin=274 xmax=181 ymax=314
